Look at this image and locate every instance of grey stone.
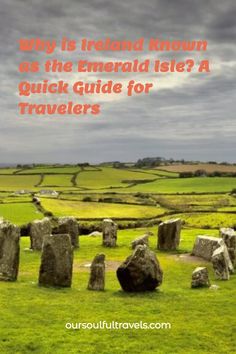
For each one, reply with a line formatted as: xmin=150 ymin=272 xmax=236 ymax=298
xmin=102 ymin=219 xmax=117 ymax=247
xmin=191 ymin=267 xmax=210 ymax=288
xmin=87 ymin=254 xmax=105 ymax=291
xmin=220 ymin=228 xmax=236 ymax=267
xmin=211 ymin=244 xmax=233 ymax=280
xmin=209 ymin=284 xmax=220 ymax=291
xmin=52 ymin=217 xmax=79 ymax=248
xmin=157 ymin=218 xmax=181 ymax=251
xmin=38 ymin=234 xmax=73 ymax=287
xmin=0 ymin=221 xmax=20 ymax=281
xmin=131 ymin=234 xmax=149 ymax=249
xmin=116 ymin=245 xmax=163 ymax=292
xmin=191 ymin=236 xmax=223 ymax=261
xmin=29 ymin=218 xmax=52 ymax=251
xmin=88 ymin=231 xmax=102 ymax=237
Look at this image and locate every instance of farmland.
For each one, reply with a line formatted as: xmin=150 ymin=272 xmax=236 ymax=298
xmin=0 ymin=163 xmax=236 ymax=353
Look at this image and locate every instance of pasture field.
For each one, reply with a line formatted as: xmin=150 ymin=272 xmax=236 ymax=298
xmin=0 ymin=230 xmax=235 ymax=354
xmin=0 ymin=164 xmax=236 ymax=354
xmin=0 ymin=168 xmax=20 ymax=174
xmin=163 ymin=212 xmax=236 ymax=229
xmin=127 ymin=177 xmax=236 ymax=193
xmin=0 ymin=175 xmax=40 ymax=191
xmin=76 ymin=167 xmax=159 ymax=189
xmin=0 ymin=203 xmax=43 ymax=225
xmin=17 ymin=166 xmax=81 ymax=174
xmin=40 ymin=198 xmax=166 ymax=219
xmin=157 ymin=163 xmax=236 ymax=173
xmin=40 ymin=175 xmax=74 ymax=188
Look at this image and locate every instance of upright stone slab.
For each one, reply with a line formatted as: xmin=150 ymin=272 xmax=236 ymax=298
xmin=38 ymin=234 xmax=73 ymax=287
xmin=116 ymin=245 xmax=163 ymax=292
xmin=87 ymin=254 xmax=105 ymax=291
xmin=191 ymin=267 xmax=210 ymax=288
xmin=131 ymin=234 xmax=149 ymax=249
xmin=211 ymin=244 xmax=233 ymax=280
xmin=0 ymin=221 xmax=20 ymax=281
xmin=102 ymin=219 xmax=117 ymax=247
xmin=52 ymin=217 xmax=79 ymax=248
xmin=29 ymin=218 xmax=52 ymax=251
xmin=192 ymin=236 xmax=223 ymax=261
xmin=220 ymin=228 xmax=236 ymax=267
xmin=157 ymin=218 xmax=181 ymax=251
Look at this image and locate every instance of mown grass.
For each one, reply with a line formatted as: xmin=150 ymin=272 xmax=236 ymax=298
xmin=40 ymin=175 xmax=74 ymax=188
xmin=17 ymin=167 xmax=81 ymax=174
xmin=0 ymin=175 xmax=40 ymax=191
xmin=40 ymin=199 xmax=166 ymax=219
xmin=0 ymin=203 xmax=43 ymax=225
xmin=163 ymin=212 xmax=236 ymax=229
xmin=0 ymin=229 xmax=235 ymax=354
xmin=127 ymin=177 xmax=236 ymax=193
xmin=76 ymin=167 xmax=159 ymax=189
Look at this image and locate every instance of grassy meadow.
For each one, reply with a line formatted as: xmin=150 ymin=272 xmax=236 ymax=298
xmin=0 ymin=163 xmax=236 ymax=353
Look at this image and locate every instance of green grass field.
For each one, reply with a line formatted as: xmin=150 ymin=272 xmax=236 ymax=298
xmin=76 ymin=167 xmax=159 ymax=189
xmin=0 ymin=175 xmax=40 ymax=191
xmin=0 ymin=164 xmax=236 ymax=353
xmin=127 ymin=177 xmax=236 ymax=193
xmin=0 ymin=229 xmax=235 ymax=354
xmin=0 ymin=203 xmax=43 ymax=225
xmin=41 ymin=198 xmax=166 ymax=219
xmin=40 ymin=175 xmax=74 ymax=188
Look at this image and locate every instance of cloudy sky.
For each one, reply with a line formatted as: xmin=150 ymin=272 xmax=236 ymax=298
xmin=0 ymin=0 xmax=235 ymax=163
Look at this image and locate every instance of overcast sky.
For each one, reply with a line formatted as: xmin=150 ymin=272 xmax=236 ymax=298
xmin=0 ymin=0 xmax=235 ymax=164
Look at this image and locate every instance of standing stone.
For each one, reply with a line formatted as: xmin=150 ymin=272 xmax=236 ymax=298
xmin=116 ymin=245 xmax=163 ymax=292
xmin=0 ymin=221 xmax=20 ymax=281
xmin=38 ymin=234 xmax=73 ymax=287
xmin=102 ymin=219 xmax=117 ymax=247
xmin=220 ymin=228 xmax=236 ymax=267
xmin=157 ymin=218 xmax=181 ymax=251
xmin=131 ymin=234 xmax=149 ymax=249
xmin=211 ymin=244 xmax=233 ymax=280
xmin=52 ymin=217 xmax=79 ymax=248
xmin=87 ymin=254 xmax=105 ymax=291
xmin=29 ymin=218 xmax=52 ymax=251
xmin=192 ymin=236 xmax=222 ymax=261
xmin=191 ymin=267 xmax=210 ymax=288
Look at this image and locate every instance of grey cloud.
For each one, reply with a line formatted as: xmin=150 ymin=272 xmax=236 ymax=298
xmin=0 ymin=0 xmax=235 ymax=163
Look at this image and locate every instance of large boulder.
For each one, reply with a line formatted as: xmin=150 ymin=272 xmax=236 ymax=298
xmin=116 ymin=245 xmax=163 ymax=292
xmin=87 ymin=254 xmax=105 ymax=291
xmin=191 ymin=267 xmax=210 ymax=288
xmin=211 ymin=244 xmax=233 ymax=280
xmin=0 ymin=221 xmax=20 ymax=281
xmin=131 ymin=234 xmax=149 ymax=249
xmin=102 ymin=219 xmax=117 ymax=247
xmin=191 ymin=236 xmax=223 ymax=261
xmin=52 ymin=217 xmax=79 ymax=248
xmin=38 ymin=234 xmax=73 ymax=287
xmin=220 ymin=228 xmax=236 ymax=267
xmin=29 ymin=218 xmax=52 ymax=251
xmin=157 ymin=218 xmax=181 ymax=251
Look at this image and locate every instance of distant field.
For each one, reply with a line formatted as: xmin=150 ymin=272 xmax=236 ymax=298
xmin=0 ymin=203 xmax=43 ymax=224
xmin=163 ymin=212 xmax=236 ymax=229
xmin=76 ymin=167 xmax=158 ymax=189
xmin=0 ymin=175 xmax=40 ymax=191
xmin=157 ymin=163 xmax=236 ymax=173
xmin=41 ymin=198 xmax=165 ymax=219
xmin=17 ymin=166 xmax=81 ymax=174
xmin=130 ymin=168 xmax=179 ymax=177
xmin=40 ymin=174 xmax=73 ymax=188
xmin=155 ymin=194 xmax=236 ymax=208
xmin=0 ymin=168 xmax=19 ymax=174
xmin=127 ymin=177 xmax=236 ymax=193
